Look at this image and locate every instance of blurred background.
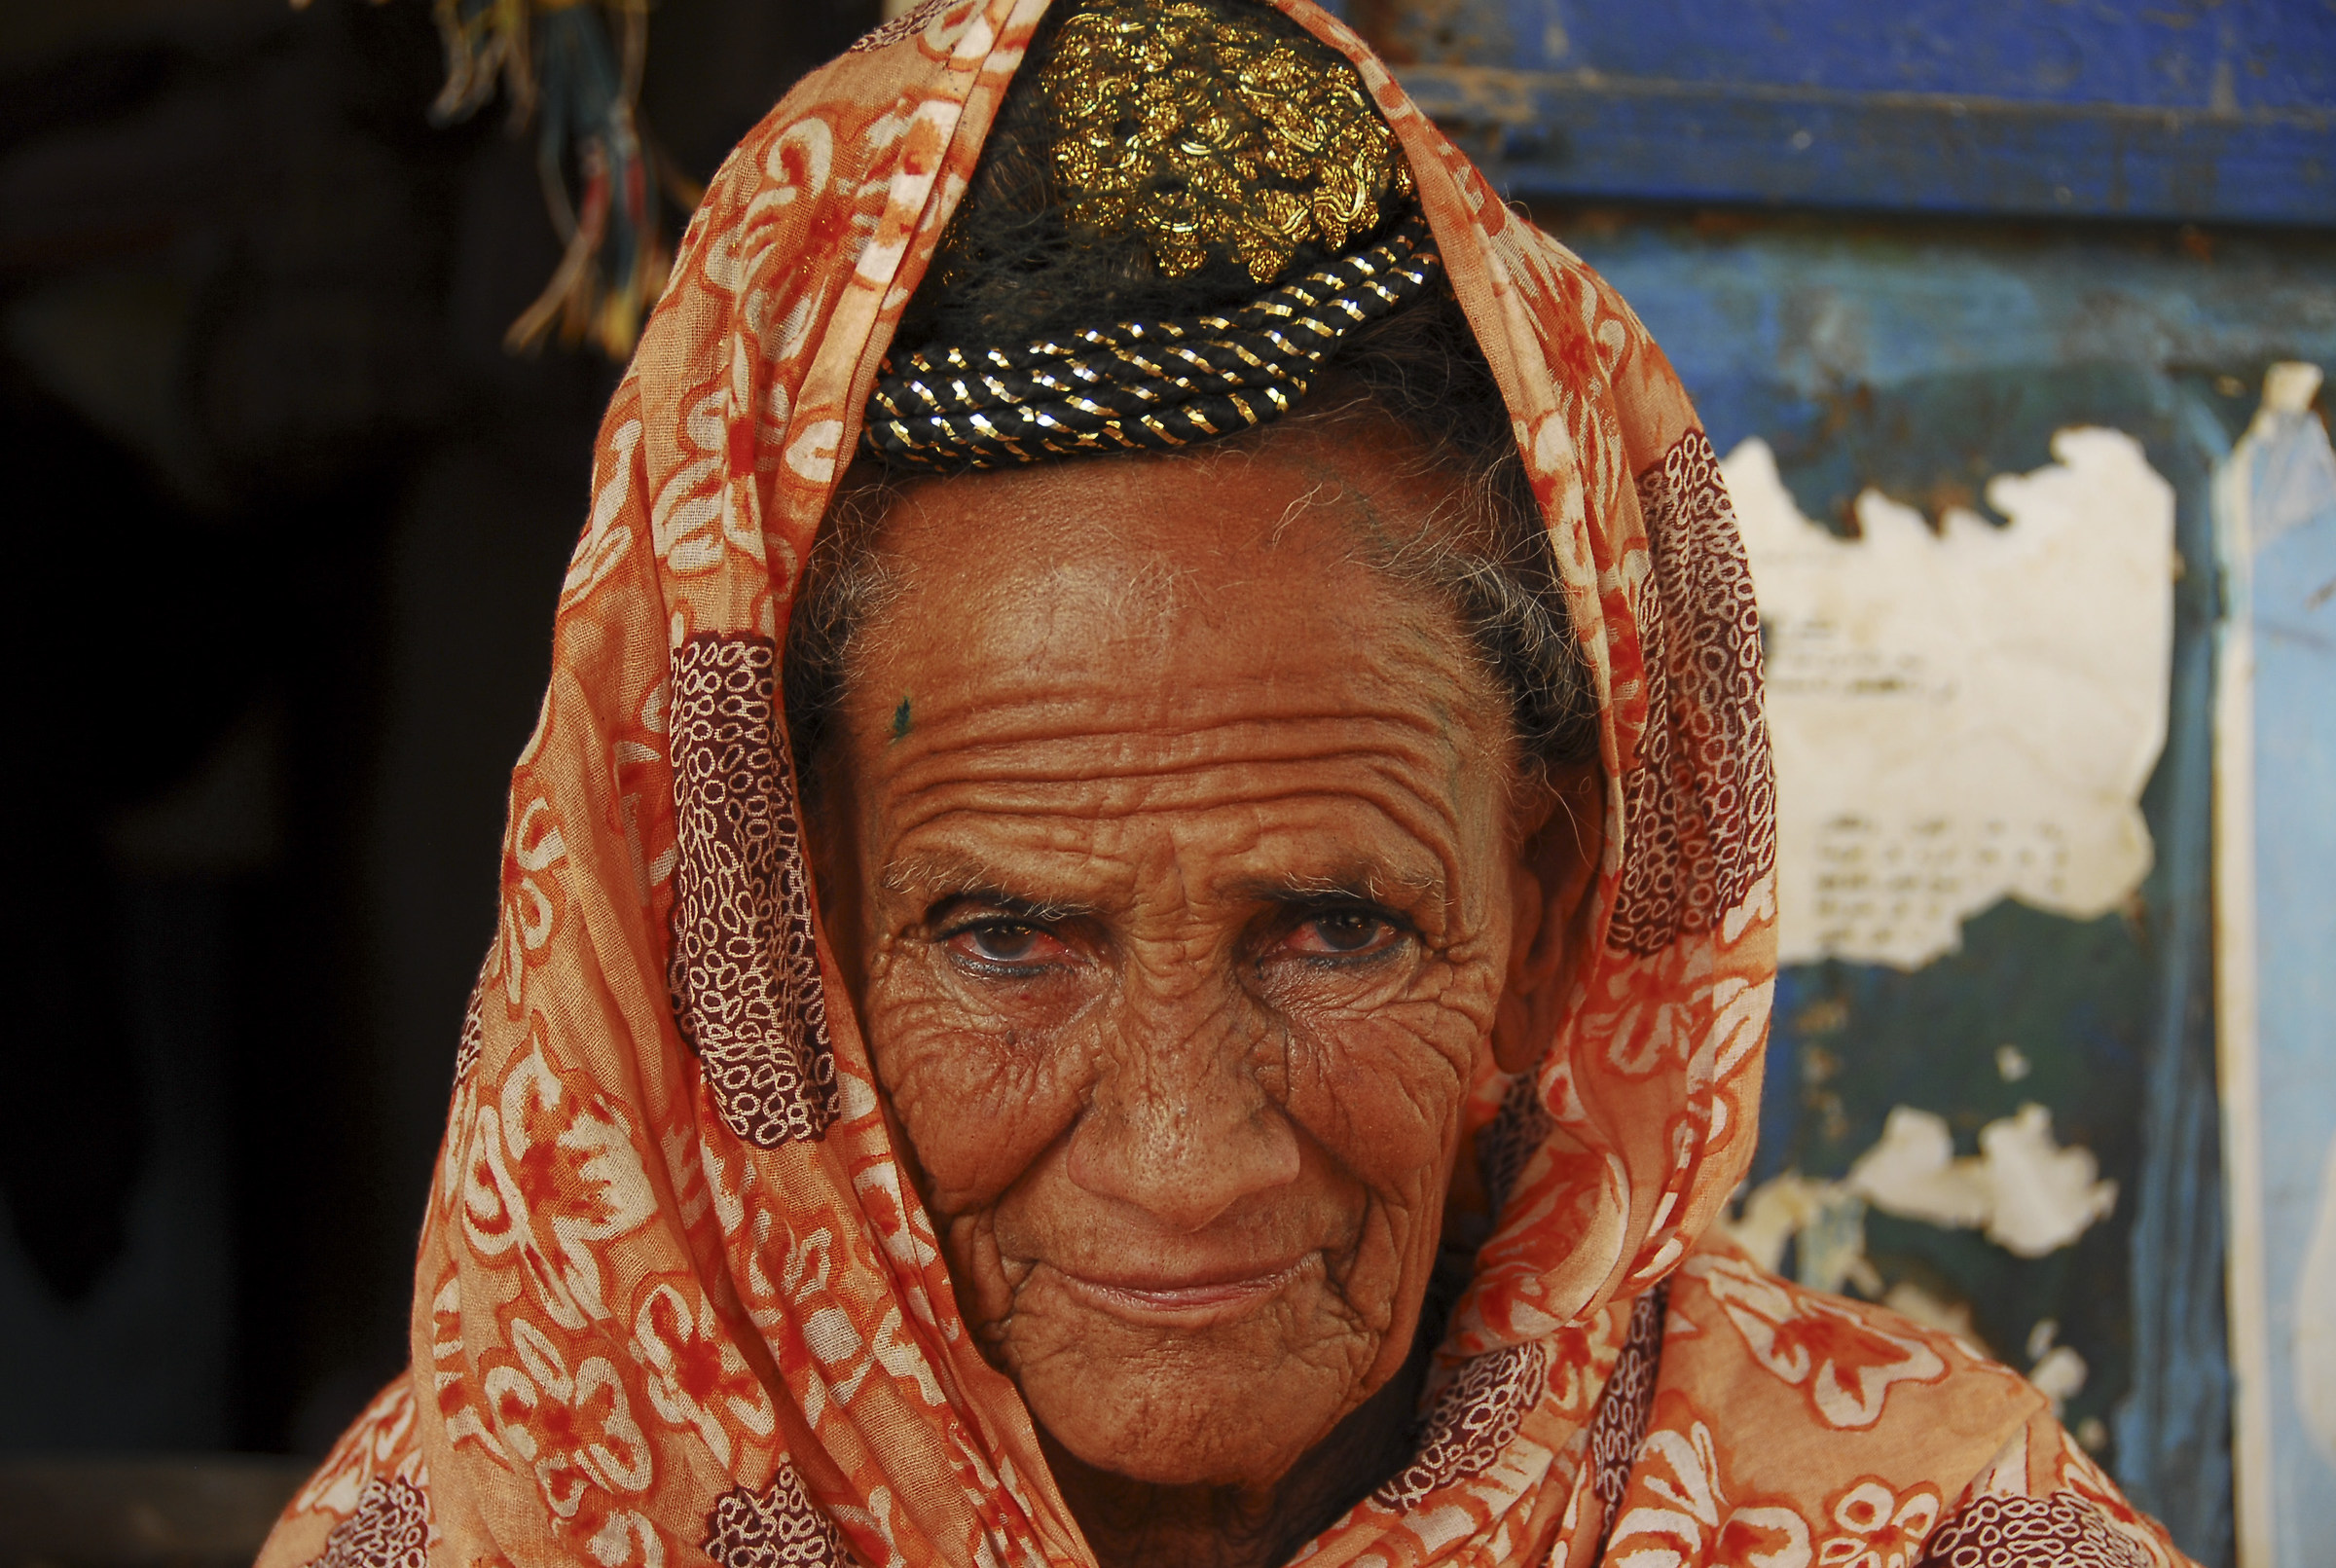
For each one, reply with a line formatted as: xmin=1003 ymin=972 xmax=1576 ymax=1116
xmin=0 ymin=0 xmax=874 ymax=1553
xmin=0 ymin=2 xmax=2329 ymax=1566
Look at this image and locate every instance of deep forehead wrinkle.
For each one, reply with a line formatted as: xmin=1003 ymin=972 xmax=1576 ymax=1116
xmin=893 ymin=717 xmax=1463 ymax=784
xmin=877 ymin=767 xmax=1478 ymax=873
xmin=882 ymin=652 xmax=1483 ymax=763
xmin=869 ymin=711 xmax=1484 ymax=886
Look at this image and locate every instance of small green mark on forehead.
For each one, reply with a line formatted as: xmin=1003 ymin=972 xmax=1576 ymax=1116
xmin=891 ymin=695 xmax=913 ymax=741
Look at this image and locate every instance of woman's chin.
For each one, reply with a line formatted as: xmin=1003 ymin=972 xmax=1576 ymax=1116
xmin=1030 ymin=1377 xmax=1335 ymax=1490
xmin=1003 ymin=1287 xmax=1372 ymax=1490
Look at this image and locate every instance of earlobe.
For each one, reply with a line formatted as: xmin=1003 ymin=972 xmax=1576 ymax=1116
xmin=1491 ymin=764 xmax=1604 ymax=1075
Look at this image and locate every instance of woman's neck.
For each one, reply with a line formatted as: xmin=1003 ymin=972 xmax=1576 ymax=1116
xmin=1040 ymin=1332 xmax=1433 ymax=1568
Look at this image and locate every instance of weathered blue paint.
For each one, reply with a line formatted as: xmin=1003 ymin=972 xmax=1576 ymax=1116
xmin=2230 ymin=385 xmax=2336 ymax=1566
xmin=1403 ymin=69 xmax=2332 ymax=227
xmin=1376 ymin=0 xmax=2336 ymax=225
xmin=1553 ymin=218 xmax=2336 ymax=487
xmin=1555 ymin=209 xmax=2336 ymax=1565
xmin=1502 ymin=0 xmax=2335 ymax=108
xmin=2116 ymin=385 xmax=2236 ymax=1565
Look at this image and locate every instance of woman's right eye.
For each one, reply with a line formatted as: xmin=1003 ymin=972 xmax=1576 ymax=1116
xmin=943 ymin=922 xmax=1071 ymax=970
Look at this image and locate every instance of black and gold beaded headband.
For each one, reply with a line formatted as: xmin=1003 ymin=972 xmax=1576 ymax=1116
xmin=864 ymin=212 xmax=1440 ymax=470
xmin=859 ymin=0 xmax=1437 ymax=472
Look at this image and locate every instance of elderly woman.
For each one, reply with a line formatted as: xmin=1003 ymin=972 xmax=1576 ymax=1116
xmin=261 ymin=3 xmax=2199 ymax=1566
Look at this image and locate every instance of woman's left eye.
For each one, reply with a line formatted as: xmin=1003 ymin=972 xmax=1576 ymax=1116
xmin=1281 ymin=910 xmax=1402 ymax=959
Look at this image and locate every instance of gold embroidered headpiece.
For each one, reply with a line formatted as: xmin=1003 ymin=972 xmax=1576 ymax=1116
xmin=1041 ymin=0 xmax=1414 ymax=283
xmin=864 ymin=0 xmax=1440 ymax=471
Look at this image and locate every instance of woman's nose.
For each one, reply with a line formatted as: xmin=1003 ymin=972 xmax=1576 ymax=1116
xmin=1063 ymin=984 xmax=1301 ymax=1233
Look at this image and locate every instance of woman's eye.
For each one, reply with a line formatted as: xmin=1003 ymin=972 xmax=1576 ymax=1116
xmin=945 ymin=922 xmax=1066 ymax=968
xmin=1282 ymin=911 xmax=1401 ymax=959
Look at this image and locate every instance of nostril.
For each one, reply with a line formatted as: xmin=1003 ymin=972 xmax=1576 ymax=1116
xmin=1064 ymin=1091 xmax=1302 ymax=1231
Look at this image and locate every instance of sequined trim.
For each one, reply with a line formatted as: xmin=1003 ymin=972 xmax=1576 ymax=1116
xmin=865 ymin=212 xmax=1439 ymax=470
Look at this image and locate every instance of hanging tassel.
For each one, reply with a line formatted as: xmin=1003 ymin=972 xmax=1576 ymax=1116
xmin=498 ymin=0 xmax=667 ymax=355
xmin=304 ymin=0 xmax=695 ymax=357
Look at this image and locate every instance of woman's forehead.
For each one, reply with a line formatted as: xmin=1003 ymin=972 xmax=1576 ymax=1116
xmin=853 ymin=451 xmax=1491 ymax=714
xmin=871 ymin=423 xmax=1461 ymax=611
xmin=813 ymin=444 xmax=1522 ymax=889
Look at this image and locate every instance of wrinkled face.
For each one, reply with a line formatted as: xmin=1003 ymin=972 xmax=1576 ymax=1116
xmin=810 ymin=433 xmax=1550 ymax=1491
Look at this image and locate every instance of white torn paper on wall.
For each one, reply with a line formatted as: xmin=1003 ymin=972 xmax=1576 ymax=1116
xmin=2025 ymin=1324 xmax=2089 ymax=1417
xmin=1725 ymin=430 xmax=2176 ymax=968
xmin=1847 ymin=1103 xmax=2117 ymax=1258
xmin=1728 ymin=1172 xmax=1880 ymax=1296
xmin=1726 ymin=1102 xmax=2119 ymax=1293
xmin=1843 ymin=1106 xmax=1992 ymax=1228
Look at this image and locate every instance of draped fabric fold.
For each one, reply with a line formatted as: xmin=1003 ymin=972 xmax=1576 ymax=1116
xmin=259 ymin=4 xmax=2198 ymax=1565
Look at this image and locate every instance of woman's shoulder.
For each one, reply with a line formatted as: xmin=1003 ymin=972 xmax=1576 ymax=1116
xmin=1912 ymin=1419 xmax=2203 ymax=1568
xmin=1661 ymin=1233 xmax=2041 ymax=1436
xmin=1602 ymin=1235 xmax=2201 ymax=1567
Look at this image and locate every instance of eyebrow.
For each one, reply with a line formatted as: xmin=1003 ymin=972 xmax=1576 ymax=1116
xmin=920 ymin=887 xmax=1093 ymax=926
xmin=884 ymin=853 xmax=1098 ymax=924
xmin=1227 ymin=863 xmax=1442 ymax=907
xmin=886 ymin=854 xmax=1441 ymax=923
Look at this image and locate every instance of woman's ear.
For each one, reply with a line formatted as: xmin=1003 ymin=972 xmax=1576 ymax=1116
xmin=1492 ymin=761 xmax=1604 ymax=1075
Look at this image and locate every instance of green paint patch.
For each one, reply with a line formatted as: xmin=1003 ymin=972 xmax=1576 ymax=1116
xmin=890 ymin=695 xmax=913 ymax=741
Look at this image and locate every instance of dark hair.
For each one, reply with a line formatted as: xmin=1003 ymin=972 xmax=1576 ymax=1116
xmin=1279 ymin=287 xmax=1598 ymax=775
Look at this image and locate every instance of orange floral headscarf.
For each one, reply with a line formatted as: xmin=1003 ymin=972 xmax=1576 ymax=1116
xmin=260 ymin=4 xmax=2200 ymax=1566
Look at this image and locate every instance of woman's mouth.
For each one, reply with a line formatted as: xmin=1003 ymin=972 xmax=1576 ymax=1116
xmin=1051 ymin=1255 xmax=1319 ymax=1325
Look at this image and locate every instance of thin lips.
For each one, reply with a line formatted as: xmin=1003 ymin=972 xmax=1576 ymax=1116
xmin=1054 ymin=1254 xmax=1316 ymax=1312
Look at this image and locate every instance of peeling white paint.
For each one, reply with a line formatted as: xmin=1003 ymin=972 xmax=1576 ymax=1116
xmin=2028 ymin=1343 xmax=2089 ymax=1415
xmin=1727 ymin=1172 xmax=1879 ymax=1295
xmin=1724 ymin=1102 xmax=2118 ymax=1322
xmin=2021 ymin=1320 xmax=2087 ymax=1415
xmin=1845 ymin=1107 xmax=1991 ymax=1230
xmin=1882 ymin=1280 xmax=1975 ymax=1344
xmin=1727 ymin=430 xmax=2175 ymax=968
xmin=1721 ymin=1171 xmax=1877 ymax=1295
xmin=1846 ymin=1103 xmax=2117 ymax=1258
xmin=1977 ymin=1105 xmax=2121 ymax=1258
xmin=1728 ymin=1172 xmax=1831 ymax=1275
